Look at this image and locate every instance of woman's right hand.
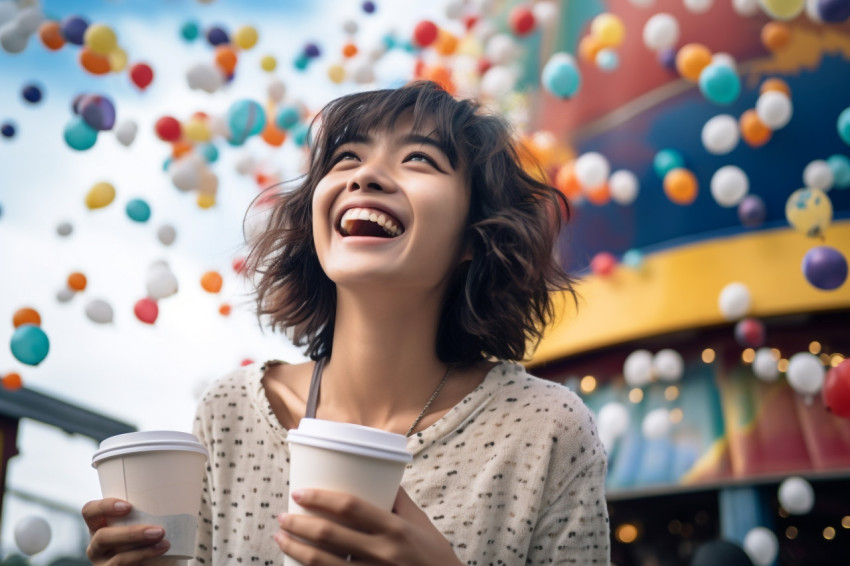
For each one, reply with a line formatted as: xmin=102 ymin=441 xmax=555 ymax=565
xmin=82 ymin=498 xmax=171 ymax=565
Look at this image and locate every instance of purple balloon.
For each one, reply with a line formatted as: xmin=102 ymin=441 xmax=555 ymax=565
xmin=657 ymin=47 xmax=676 ymax=71
xmin=738 ymin=195 xmax=766 ymax=228
xmin=60 ymin=15 xmax=89 ymax=46
xmin=79 ymin=95 xmax=116 ymax=131
xmin=803 ymin=246 xmax=848 ymax=290
xmin=304 ymin=42 xmax=321 ymax=58
xmin=818 ymin=0 xmax=850 ymax=22
xmin=206 ymin=26 xmax=230 ymax=46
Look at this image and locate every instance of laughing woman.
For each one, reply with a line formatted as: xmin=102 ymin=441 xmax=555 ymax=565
xmin=84 ymin=81 xmax=610 ymax=565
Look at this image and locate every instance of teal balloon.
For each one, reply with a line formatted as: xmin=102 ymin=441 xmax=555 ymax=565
xmin=198 ymin=143 xmax=219 ymax=163
xmin=126 ymin=198 xmax=151 ymax=222
xmin=838 ymin=107 xmax=850 ymax=145
xmin=227 ymin=99 xmax=266 ymax=144
xmin=596 ymin=49 xmax=619 ymax=72
xmin=163 ymin=156 xmax=173 ymax=171
xmin=653 ymin=149 xmax=685 ymax=178
xmin=827 ymin=154 xmax=850 ymax=188
xmin=541 ymin=57 xmax=581 ymax=99
xmin=622 ymin=249 xmax=644 ymax=268
xmin=181 ymin=21 xmax=199 ymax=41
xmin=293 ymin=52 xmax=310 ymax=71
xmin=698 ymin=63 xmax=741 ymax=105
xmin=382 ymin=34 xmax=396 ymax=50
xmin=275 ymin=105 xmax=300 ymax=130
xmin=63 ymin=116 xmax=98 ymax=150
xmin=292 ymin=122 xmax=311 ymax=147
xmin=11 ymin=324 xmax=49 ymax=366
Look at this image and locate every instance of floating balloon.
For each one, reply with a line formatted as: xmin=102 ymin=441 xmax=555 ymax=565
xmin=817 ymin=0 xmax=850 ymax=22
xmin=67 ymin=272 xmax=87 ymax=292
xmin=115 ymin=120 xmax=137 ymax=147
xmin=13 ymin=516 xmax=51 ymax=555
xmin=126 ymin=198 xmax=151 ymax=222
xmin=56 ymin=221 xmax=72 ymax=236
xmin=85 ymin=181 xmax=116 ymax=209
xmin=180 ymin=21 xmax=199 ymax=41
xmin=186 ymin=62 xmax=224 ymax=93
xmin=590 ymin=252 xmax=617 ymax=276
xmin=201 ymin=270 xmax=223 ymax=293
xmin=756 ymin=91 xmax=792 ymax=129
xmin=702 ymin=114 xmax=739 ymax=155
xmin=79 ymin=95 xmax=116 ymax=131
xmin=622 ymin=249 xmax=644 ymax=268
xmin=21 ymin=84 xmax=43 ymax=104
xmin=711 ymin=166 xmax=749 ymax=207
xmin=509 ymin=5 xmax=536 ymax=36
xmin=735 ymin=318 xmax=766 ymax=348
xmin=838 ymin=107 xmax=850 ymax=145
xmin=60 ymin=15 xmax=88 ymax=46
xmin=108 ymin=47 xmax=128 ymax=72
xmin=597 ymin=402 xmax=629 ymax=449
xmin=575 ymin=152 xmax=609 ymax=189
xmin=85 ymin=298 xmax=113 ymax=324
xmin=64 ymin=116 xmax=98 ymax=150
xmin=785 ymin=187 xmax=832 ymax=238
xmin=609 ymin=170 xmax=639 ymax=205
xmin=227 ymin=100 xmax=266 ymax=144
xmin=214 ymin=45 xmax=238 ymax=74
xmin=261 ymin=55 xmax=277 ymax=72
xmin=718 ymin=282 xmax=751 ymax=320
xmin=740 ymin=109 xmax=772 ymax=148
xmin=778 ymin=476 xmax=815 ymax=514
xmin=624 ymin=349 xmax=653 ymax=387
xmin=56 ymin=288 xmax=74 ymax=303
xmin=803 ymin=159 xmax=834 ymax=191
xmin=79 ymin=47 xmax=111 ymax=75
xmin=823 ymin=360 xmax=850 ymax=418
xmin=134 ymin=298 xmax=159 ymax=324
xmin=685 ymin=0 xmax=715 ymax=12
xmin=147 ymin=265 xmax=178 ymax=300
xmin=234 ymin=25 xmax=258 ymax=49
xmin=413 ymin=20 xmax=438 ymax=47
xmin=205 ymin=25 xmax=229 ymax=46
xmin=699 ymin=63 xmax=741 ymax=105
xmin=743 ymin=527 xmax=778 ymax=566
xmin=38 ymin=21 xmax=65 ymax=50
xmin=653 ymin=149 xmax=684 ymax=178
xmin=83 ymin=23 xmax=116 ymax=55
xmin=275 ymin=105 xmax=300 ymax=131
xmin=1 ymin=122 xmax=16 ymax=138
xmin=595 ymin=49 xmax=619 ymax=72
xmin=802 ymin=246 xmax=847 ymax=290
xmin=591 ymin=13 xmax=625 ymax=47
xmin=787 ymin=352 xmax=826 ymax=398
xmin=752 ymin=347 xmax=779 ymax=381
xmin=653 ymin=349 xmax=684 ymax=381
xmin=129 ymin=62 xmax=154 ymax=90
xmin=643 ymin=13 xmax=679 ymax=51
xmin=2 ymin=372 xmax=23 ymax=391
xmin=827 ymin=154 xmax=850 ymax=188
xmin=676 ymin=43 xmax=712 ymax=81
xmin=157 ymin=224 xmax=177 ymax=246
xmin=759 ymin=0 xmax=806 ymax=20
xmin=10 ymin=325 xmax=49 ymax=366
xmin=13 ymin=307 xmax=41 ymax=328
xmin=155 ymin=116 xmax=181 ymax=142
xmin=642 ymin=408 xmax=671 ymax=439
xmin=663 ymin=168 xmax=698 ymax=205
xmin=485 ymin=34 xmax=520 ymax=66
xmin=761 ymin=21 xmax=791 ymax=51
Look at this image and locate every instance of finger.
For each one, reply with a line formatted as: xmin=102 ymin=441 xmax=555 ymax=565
xmin=278 ymin=513 xmax=371 ymax=558
xmin=88 ymin=537 xmax=170 ymax=565
xmin=274 ymin=530 xmax=352 ymax=566
xmin=291 ymin=489 xmax=393 ymax=533
xmin=81 ymin=499 xmax=132 ymax=534
xmin=87 ymin=525 xmax=166 ymax=561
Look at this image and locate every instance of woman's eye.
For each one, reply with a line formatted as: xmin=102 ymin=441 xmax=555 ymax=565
xmin=333 ymin=151 xmax=359 ymax=164
xmin=405 ymin=152 xmax=437 ymax=166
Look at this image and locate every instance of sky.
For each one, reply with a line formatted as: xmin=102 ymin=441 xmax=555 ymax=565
xmin=0 ymin=0 xmax=466 ymax=561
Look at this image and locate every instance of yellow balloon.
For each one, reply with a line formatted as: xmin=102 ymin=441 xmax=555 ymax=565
xmin=260 ymin=55 xmax=277 ymax=72
xmin=85 ymin=182 xmax=116 ymax=210
xmin=197 ymin=192 xmax=216 ymax=209
xmin=327 ymin=63 xmax=346 ymax=84
xmin=184 ymin=118 xmax=212 ymax=142
xmin=108 ymin=46 xmax=127 ymax=72
xmin=758 ymin=0 xmax=805 ymax=20
xmin=590 ymin=13 xmax=625 ymax=48
xmin=84 ymin=23 xmax=117 ymax=55
xmin=235 ymin=25 xmax=259 ymax=50
xmin=785 ymin=188 xmax=832 ymax=238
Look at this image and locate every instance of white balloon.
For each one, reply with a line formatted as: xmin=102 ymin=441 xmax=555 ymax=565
xmin=684 ymin=0 xmax=714 ymax=13
xmin=146 ymin=268 xmax=178 ymax=300
xmin=186 ymin=62 xmax=225 ymax=94
xmin=711 ymin=52 xmax=738 ymax=70
xmin=0 ymin=2 xmax=16 ymax=27
xmin=169 ymin=158 xmax=200 ymax=192
xmin=609 ymin=170 xmax=639 ymax=205
xmin=718 ymin=282 xmax=751 ymax=321
xmin=733 ymin=0 xmax=761 ymax=16
xmin=115 ymin=120 xmax=138 ymax=147
xmin=642 ymin=408 xmax=671 ymax=439
xmin=653 ymin=349 xmax=684 ymax=382
xmin=209 ymin=114 xmax=230 ymax=139
xmin=743 ymin=527 xmax=778 ymax=566
xmin=444 ymin=0 xmax=465 ymax=19
xmin=14 ymin=515 xmax=51 ymax=555
xmin=532 ymin=1 xmax=559 ymax=25
xmin=701 ymin=114 xmax=739 ymax=155
xmin=56 ymin=221 xmax=73 ymax=237
xmin=805 ymin=0 xmax=824 ymax=21
xmin=778 ymin=476 xmax=815 ymax=514
xmin=56 ymin=287 xmax=75 ymax=303
xmin=472 ymin=18 xmax=498 ymax=43
xmin=157 ymin=224 xmax=177 ymax=246
xmin=642 ymin=13 xmax=679 ymax=51
xmin=711 ymin=165 xmax=749 ymax=207
xmin=85 ymin=298 xmax=114 ymax=324
xmin=236 ymin=154 xmax=256 ymax=175
xmin=752 ymin=348 xmax=779 ymax=381
xmin=342 ymin=18 xmax=358 ymax=35
xmin=756 ymin=91 xmax=792 ymax=130
xmin=485 ymin=33 xmax=520 ymax=65
xmin=480 ymin=65 xmax=517 ymax=98
xmin=786 ymin=352 xmax=825 ymax=397
xmin=267 ymin=79 xmax=286 ymax=103
xmin=598 ymin=402 xmax=630 ymax=440
xmin=803 ymin=159 xmax=834 ymax=191
xmin=624 ymin=349 xmax=654 ymax=387
xmin=351 ymin=59 xmax=375 ymax=85
xmin=575 ymin=152 xmax=610 ymax=189
xmin=15 ymin=6 xmax=43 ymax=34
xmin=0 ymin=22 xmax=29 ymax=53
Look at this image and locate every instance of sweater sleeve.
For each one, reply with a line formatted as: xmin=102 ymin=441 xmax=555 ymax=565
xmin=190 ymin=393 xmax=215 ymax=565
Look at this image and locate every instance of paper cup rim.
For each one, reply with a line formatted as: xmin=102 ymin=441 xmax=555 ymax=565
xmin=287 ymin=418 xmax=412 ymax=464
xmin=92 ymin=431 xmax=208 ymax=468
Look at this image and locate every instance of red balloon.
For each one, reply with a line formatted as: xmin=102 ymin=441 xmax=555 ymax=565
xmin=823 ymin=360 xmax=850 ymax=418
xmin=240 ymin=358 xmax=254 ymax=366
xmin=134 ymin=297 xmax=159 ymax=324
xmin=591 ymin=252 xmax=617 ymax=277
xmin=413 ymin=20 xmax=438 ymax=47
xmin=734 ymin=318 xmax=766 ymax=348
xmin=155 ymin=116 xmax=181 ymax=141
xmin=509 ymin=5 xmax=536 ymax=36
xmin=232 ymin=256 xmax=246 ymax=275
xmin=129 ymin=62 xmax=154 ymax=90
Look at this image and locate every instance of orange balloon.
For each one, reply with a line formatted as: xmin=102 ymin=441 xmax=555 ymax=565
xmin=80 ymin=47 xmax=111 ymax=75
xmin=261 ymin=120 xmax=286 ymax=147
xmin=421 ymin=65 xmax=455 ymax=95
xmin=201 ymin=271 xmax=223 ymax=293
xmin=2 ymin=373 xmax=23 ymax=391
xmin=434 ymin=30 xmax=459 ymax=56
xmin=585 ymin=183 xmax=611 ymax=206
xmin=67 ymin=272 xmax=88 ymax=291
xmin=740 ymin=109 xmax=772 ymax=148
xmin=761 ymin=22 xmax=791 ymax=52
xmin=342 ymin=42 xmax=358 ymax=58
xmin=171 ymin=140 xmax=193 ymax=159
xmin=555 ymin=161 xmax=582 ymax=199
xmin=214 ymin=45 xmax=238 ymax=74
xmin=38 ymin=21 xmax=65 ymax=50
xmin=759 ymin=77 xmax=791 ymax=97
xmin=219 ymin=303 xmax=232 ymax=316
xmin=579 ymin=35 xmax=604 ymax=63
xmin=13 ymin=307 xmax=41 ymax=328
xmin=663 ymin=168 xmax=698 ymax=205
xmin=675 ymin=43 xmax=712 ymax=82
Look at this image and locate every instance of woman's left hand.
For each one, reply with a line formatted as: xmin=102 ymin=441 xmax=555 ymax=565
xmin=275 ymin=487 xmax=462 ymax=565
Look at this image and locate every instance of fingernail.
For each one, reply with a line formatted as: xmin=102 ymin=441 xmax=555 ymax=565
xmin=277 ymin=513 xmax=288 ymax=525
xmin=114 ymin=501 xmax=130 ymax=512
xmin=144 ymin=528 xmax=165 ymax=539
xmin=290 ymin=489 xmax=304 ymax=502
xmin=154 ymin=540 xmax=169 ymax=551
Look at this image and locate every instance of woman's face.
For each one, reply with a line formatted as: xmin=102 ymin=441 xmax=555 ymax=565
xmin=312 ymin=116 xmax=470 ymax=295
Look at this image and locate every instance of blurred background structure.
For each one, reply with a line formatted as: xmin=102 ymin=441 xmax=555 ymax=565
xmin=0 ymin=0 xmax=849 ymax=564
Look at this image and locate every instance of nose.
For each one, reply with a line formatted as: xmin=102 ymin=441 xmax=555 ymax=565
xmin=346 ymin=160 xmax=397 ymax=193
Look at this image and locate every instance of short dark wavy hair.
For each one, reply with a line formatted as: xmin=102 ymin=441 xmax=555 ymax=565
xmin=245 ymin=81 xmax=575 ymax=364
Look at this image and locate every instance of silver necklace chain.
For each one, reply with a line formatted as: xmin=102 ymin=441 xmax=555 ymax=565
xmin=406 ymin=364 xmax=453 ymax=437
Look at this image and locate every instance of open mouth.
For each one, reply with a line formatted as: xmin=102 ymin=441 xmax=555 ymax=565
xmin=338 ymin=207 xmax=404 ymax=238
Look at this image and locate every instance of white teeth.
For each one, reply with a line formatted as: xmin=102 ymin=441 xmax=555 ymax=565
xmin=339 ymin=207 xmax=403 ymax=237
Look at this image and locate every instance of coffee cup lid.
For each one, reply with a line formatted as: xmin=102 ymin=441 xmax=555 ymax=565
xmin=92 ymin=430 xmax=209 ymax=468
xmin=286 ymin=418 xmax=412 ymax=463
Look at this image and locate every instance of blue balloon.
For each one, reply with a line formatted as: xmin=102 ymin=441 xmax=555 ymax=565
xmin=227 ymin=100 xmax=266 ymax=144
xmin=275 ymin=105 xmax=301 ymax=130
xmin=304 ymin=42 xmax=321 ymax=58
xmin=657 ymin=47 xmax=676 ymax=72
xmin=818 ymin=0 xmax=850 ymax=22
xmin=698 ymin=63 xmax=741 ymax=105
xmin=362 ymin=1 xmax=376 ymax=13
xmin=838 ymin=107 xmax=850 ymax=146
xmin=737 ymin=194 xmax=766 ymax=227
xmin=542 ymin=57 xmax=581 ymax=99
xmin=622 ymin=249 xmax=644 ymax=268
xmin=206 ymin=26 xmax=229 ymax=46
xmin=827 ymin=154 xmax=850 ymax=188
xmin=292 ymin=122 xmax=311 ymax=147
xmin=11 ymin=324 xmax=50 ymax=366
xmin=79 ymin=94 xmax=116 ymax=131
xmin=126 ymin=198 xmax=151 ymax=222
xmin=22 ymin=84 xmax=43 ymax=104
xmin=1 ymin=122 xmax=15 ymax=138
xmin=63 ymin=116 xmax=98 ymax=150
xmin=653 ymin=149 xmax=685 ymax=178
xmin=60 ymin=15 xmax=88 ymax=46
xmin=803 ymin=246 xmax=848 ymax=290
xmin=596 ymin=49 xmax=619 ymax=72
xmin=198 ymin=143 xmax=219 ymax=163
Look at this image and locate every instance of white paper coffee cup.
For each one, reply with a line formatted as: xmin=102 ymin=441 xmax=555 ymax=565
xmin=285 ymin=419 xmax=412 ymax=566
xmin=91 ymin=431 xmax=209 ymax=560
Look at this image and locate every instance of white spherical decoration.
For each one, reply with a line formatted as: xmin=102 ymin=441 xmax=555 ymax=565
xmin=653 ymin=349 xmax=684 ymax=382
xmin=186 ymin=62 xmax=225 ymax=94
xmin=642 ymin=408 xmax=671 ymax=439
xmin=56 ymin=221 xmax=73 ymax=237
xmin=805 ymin=0 xmax=824 ymax=22
xmin=14 ymin=515 xmax=51 ymax=555
xmin=786 ymin=352 xmax=825 ymax=397
xmin=0 ymin=23 xmax=29 ymax=54
xmin=115 ymin=120 xmax=138 ymax=147
xmin=532 ymin=1 xmax=559 ymax=25
xmin=778 ymin=476 xmax=815 ymax=514
xmin=803 ymin=159 xmax=834 ymax=191
xmin=598 ymin=402 xmax=630 ymax=440
xmin=479 ymin=65 xmax=517 ymax=98
xmin=711 ymin=52 xmax=737 ymax=70
xmin=575 ymin=152 xmax=610 ymax=189
xmin=146 ymin=266 xmax=179 ymax=300
xmin=701 ymin=114 xmax=740 ymax=155
xmin=267 ymin=79 xmax=286 ymax=103
xmin=718 ymin=282 xmax=751 ymax=320
xmin=752 ymin=348 xmax=779 ymax=382
xmin=624 ymin=349 xmax=654 ymax=387
xmin=85 ymin=298 xmax=114 ymax=324
xmin=169 ymin=158 xmax=200 ymax=192
xmin=485 ymin=33 xmax=520 ymax=65
xmin=711 ymin=165 xmax=749 ymax=207
xmin=56 ymin=287 xmax=75 ymax=303
xmin=342 ymin=18 xmax=358 ymax=35
xmin=235 ymin=154 xmax=256 ymax=176
xmin=684 ymin=0 xmax=714 ymax=13
xmin=16 ymin=7 xmax=44 ymax=34
xmin=756 ymin=90 xmax=793 ymax=130
xmin=444 ymin=0 xmax=465 ymax=19
xmin=743 ymin=527 xmax=778 ymax=566
xmin=157 ymin=224 xmax=177 ymax=246
xmin=642 ymin=13 xmax=679 ymax=51
xmin=609 ymin=170 xmax=639 ymax=205
xmin=733 ymin=0 xmax=760 ymax=16
xmin=351 ymin=59 xmax=376 ymax=85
